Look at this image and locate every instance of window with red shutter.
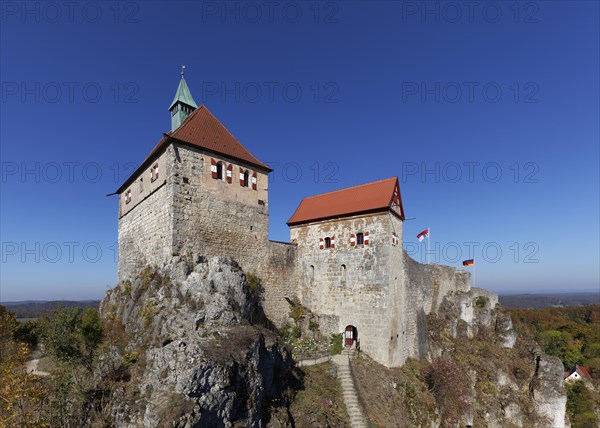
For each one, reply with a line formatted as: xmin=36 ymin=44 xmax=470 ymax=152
xmin=226 ymin=164 xmax=233 ymax=183
xmin=364 ymin=232 xmax=369 ymax=245
xmin=319 ymin=238 xmax=324 ymax=250
xmin=211 ymin=158 xmax=217 ymax=179
xmin=251 ymin=172 xmax=257 ymax=190
xmin=356 ymin=233 xmax=364 ymax=245
xmin=150 ymin=163 xmax=159 ymax=182
xmin=239 ymin=167 xmax=245 ymax=186
xmin=350 ymin=234 xmax=356 ymax=246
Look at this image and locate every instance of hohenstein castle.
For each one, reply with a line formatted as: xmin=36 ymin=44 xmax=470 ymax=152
xmin=115 ymin=74 xmax=471 ymax=367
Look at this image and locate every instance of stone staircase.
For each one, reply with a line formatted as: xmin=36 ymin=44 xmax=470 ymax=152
xmin=332 ymin=349 xmax=369 ymax=428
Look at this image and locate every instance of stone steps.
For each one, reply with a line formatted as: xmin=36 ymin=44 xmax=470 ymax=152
xmin=332 ymin=351 xmax=369 ymax=428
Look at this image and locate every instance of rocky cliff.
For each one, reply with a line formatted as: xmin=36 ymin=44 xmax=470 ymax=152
xmin=352 ymin=286 xmax=571 ymax=428
xmin=96 ymin=256 xmax=571 ymax=428
xmin=430 ymin=287 xmax=570 ymax=427
xmin=98 ymin=257 xmax=292 ymax=428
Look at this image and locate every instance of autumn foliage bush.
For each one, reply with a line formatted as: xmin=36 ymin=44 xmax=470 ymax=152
xmin=425 ymin=356 xmax=470 ymax=427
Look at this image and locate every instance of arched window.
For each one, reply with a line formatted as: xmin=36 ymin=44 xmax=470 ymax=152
xmin=356 ymin=233 xmax=364 ymax=245
xmin=243 ymin=170 xmax=250 ymax=187
xmin=216 ymin=162 xmax=224 ymax=180
xmin=341 ymin=264 xmax=347 ymax=282
xmin=324 ymin=237 xmax=332 ymax=248
xmin=309 ymin=265 xmax=314 ymax=283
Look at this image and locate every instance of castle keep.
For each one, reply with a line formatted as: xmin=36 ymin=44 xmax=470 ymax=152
xmin=115 ymin=75 xmax=470 ymax=367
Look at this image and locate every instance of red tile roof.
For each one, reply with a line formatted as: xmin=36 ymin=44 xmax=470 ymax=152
xmin=564 ymin=365 xmax=592 ymax=380
xmin=287 ymin=177 xmax=405 ymax=226
xmin=116 ymin=105 xmax=270 ymax=194
xmin=169 ymin=105 xmax=270 ymax=170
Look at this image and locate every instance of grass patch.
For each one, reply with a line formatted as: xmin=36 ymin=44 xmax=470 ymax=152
xmin=289 ymin=362 xmax=350 ymax=427
xmin=351 ymin=354 xmax=436 ymax=427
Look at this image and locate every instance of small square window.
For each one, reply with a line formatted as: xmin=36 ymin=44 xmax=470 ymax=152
xmin=150 ymin=163 xmax=159 ymax=182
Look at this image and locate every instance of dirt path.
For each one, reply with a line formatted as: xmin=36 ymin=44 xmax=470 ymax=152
xmin=25 ymin=357 xmax=49 ymax=376
xmin=25 ymin=346 xmax=50 ymax=377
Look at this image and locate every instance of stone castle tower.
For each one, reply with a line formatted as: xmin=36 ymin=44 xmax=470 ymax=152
xmin=115 ymin=74 xmax=471 ymax=367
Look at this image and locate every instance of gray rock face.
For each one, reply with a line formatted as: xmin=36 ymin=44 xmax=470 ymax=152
xmin=530 ymin=350 xmax=571 ymax=428
xmin=99 ymin=257 xmax=292 ymax=428
xmin=427 ymin=288 xmax=570 ymax=428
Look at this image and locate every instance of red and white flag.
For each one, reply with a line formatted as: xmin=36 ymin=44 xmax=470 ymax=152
xmin=417 ymin=229 xmax=429 ymax=241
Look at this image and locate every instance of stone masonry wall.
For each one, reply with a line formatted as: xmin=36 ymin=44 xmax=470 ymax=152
xmin=290 ymin=212 xmax=402 ymax=366
xmin=118 ymin=182 xmax=173 ymax=282
xmin=168 ymin=144 xmax=298 ymax=324
xmin=170 ymin=143 xmax=270 ymax=269
xmin=260 ymin=241 xmax=300 ymax=326
xmin=397 ymin=250 xmax=471 ymax=365
xmin=119 ymin=150 xmax=169 ymax=217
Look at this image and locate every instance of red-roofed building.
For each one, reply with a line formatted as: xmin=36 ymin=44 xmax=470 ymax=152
xmin=116 ymin=72 xmax=272 ymax=282
xmin=287 ymin=177 xmax=404 ymax=226
xmin=564 ymin=365 xmax=593 ymax=383
xmin=115 ymin=73 xmax=471 ymax=368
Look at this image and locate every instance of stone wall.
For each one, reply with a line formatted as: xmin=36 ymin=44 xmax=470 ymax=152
xmin=119 ymin=150 xmax=169 ymax=217
xmin=118 ymin=181 xmax=173 ymax=282
xmin=259 ymin=241 xmax=300 ymax=326
xmin=396 ymin=250 xmax=471 ymax=365
xmin=170 ymin=143 xmax=270 ymax=272
xmin=290 ymin=212 xmax=403 ymax=366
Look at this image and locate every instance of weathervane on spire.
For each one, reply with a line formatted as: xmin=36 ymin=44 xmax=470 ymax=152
xmin=181 ymin=65 xmax=186 ymax=78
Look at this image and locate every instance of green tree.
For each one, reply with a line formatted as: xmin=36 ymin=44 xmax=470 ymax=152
xmin=537 ymin=330 xmax=572 ymax=365
xmin=566 ymin=381 xmax=598 ymax=428
xmin=586 ymin=357 xmax=600 ymax=380
xmin=0 ymin=307 xmax=49 ymax=427
xmin=39 ymin=307 xmax=103 ymax=370
xmin=0 ymin=343 xmax=49 ymax=428
xmin=0 ymin=305 xmax=18 ymax=361
xmin=13 ymin=320 xmax=39 ymax=348
xmin=79 ymin=308 xmax=103 ymax=368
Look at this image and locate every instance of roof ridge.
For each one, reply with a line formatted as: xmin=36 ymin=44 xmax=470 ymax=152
xmin=301 ymin=177 xmax=397 ymax=201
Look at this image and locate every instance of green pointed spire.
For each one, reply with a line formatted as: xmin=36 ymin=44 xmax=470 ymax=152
xmin=169 ymin=65 xmax=197 ymax=131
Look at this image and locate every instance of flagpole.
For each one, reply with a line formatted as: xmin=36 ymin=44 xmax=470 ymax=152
xmin=427 ymin=226 xmax=430 ymax=264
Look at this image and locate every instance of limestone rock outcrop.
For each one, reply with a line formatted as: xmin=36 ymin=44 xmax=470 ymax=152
xmin=425 ymin=287 xmax=570 ymax=428
xmin=99 ymin=257 xmax=292 ymax=428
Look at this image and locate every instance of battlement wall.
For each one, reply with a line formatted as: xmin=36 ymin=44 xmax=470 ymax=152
xmin=258 ymin=241 xmax=300 ymax=326
xmin=397 ymin=250 xmax=471 ymax=365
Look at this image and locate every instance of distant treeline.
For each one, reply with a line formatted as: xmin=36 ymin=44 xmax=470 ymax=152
xmin=2 ymin=301 xmax=101 ymax=319
xmin=508 ymin=304 xmax=600 ymax=373
xmin=499 ymin=293 xmax=599 ymax=309
xmin=508 ymin=304 xmax=600 ymax=428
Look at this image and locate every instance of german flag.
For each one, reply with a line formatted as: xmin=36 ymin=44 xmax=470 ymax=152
xmin=462 ymin=259 xmax=474 ymax=267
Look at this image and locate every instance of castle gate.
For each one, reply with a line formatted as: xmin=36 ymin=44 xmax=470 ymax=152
xmin=344 ymin=325 xmax=357 ymax=347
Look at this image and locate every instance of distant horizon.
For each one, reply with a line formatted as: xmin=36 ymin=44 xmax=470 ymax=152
xmin=2 ymin=288 xmax=599 ymax=304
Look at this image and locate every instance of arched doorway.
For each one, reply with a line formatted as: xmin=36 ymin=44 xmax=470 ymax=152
xmin=344 ymin=325 xmax=358 ymax=347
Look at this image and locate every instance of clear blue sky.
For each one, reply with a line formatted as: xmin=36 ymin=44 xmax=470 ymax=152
xmin=1 ymin=1 xmax=598 ymax=301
